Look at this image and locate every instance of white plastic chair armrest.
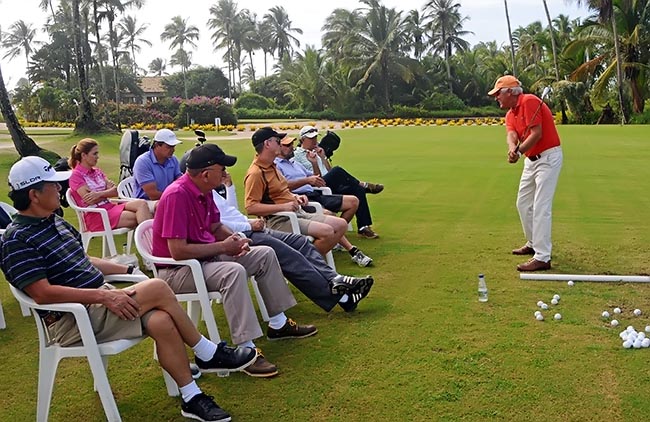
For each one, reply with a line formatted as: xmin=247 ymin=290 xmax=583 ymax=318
xmin=313 ymin=186 xmax=333 ymax=195
xmin=274 ymin=211 xmax=301 ymax=234
xmin=104 ymin=274 xmax=149 ymax=284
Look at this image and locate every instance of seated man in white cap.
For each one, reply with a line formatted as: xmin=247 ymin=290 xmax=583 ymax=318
xmin=1 ymin=156 xmax=255 ymax=422
xmin=132 ymin=128 xmax=183 ymax=201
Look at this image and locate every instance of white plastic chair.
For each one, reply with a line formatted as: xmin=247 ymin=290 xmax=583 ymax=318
xmin=117 ymin=176 xmax=135 ymax=200
xmin=313 ymin=186 xmax=353 ymax=231
xmin=134 ymin=219 xmax=222 ymax=343
xmin=0 ymin=201 xmax=31 ymax=325
xmin=9 ymin=284 xmax=175 ymax=421
xmin=65 ymin=189 xmax=134 ymax=258
xmin=275 ymin=204 xmax=337 ymax=271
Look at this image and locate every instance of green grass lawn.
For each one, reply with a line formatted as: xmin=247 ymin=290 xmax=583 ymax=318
xmin=1 ymin=124 xmax=650 ymax=421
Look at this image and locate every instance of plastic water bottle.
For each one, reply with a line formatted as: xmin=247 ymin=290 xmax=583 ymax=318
xmin=478 ymin=274 xmax=488 ymax=302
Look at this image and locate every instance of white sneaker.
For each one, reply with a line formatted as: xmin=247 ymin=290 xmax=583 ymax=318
xmin=351 ymin=250 xmax=373 ymax=267
xmin=332 ymin=243 xmax=346 ymax=252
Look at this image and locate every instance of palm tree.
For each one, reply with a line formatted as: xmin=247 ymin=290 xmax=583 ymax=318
xmin=240 ymin=11 xmax=259 ymax=84
xmin=570 ymin=0 xmax=626 ymax=123
xmin=257 ymin=21 xmax=274 ymax=77
xmin=423 ymin=0 xmax=472 ymax=92
xmin=1 ymin=20 xmax=37 ymax=69
xmin=503 ymin=0 xmax=517 ymax=75
xmin=281 ymin=46 xmax=330 ymax=111
xmin=161 ymin=15 xmax=199 ymax=99
xmin=39 ymin=0 xmax=57 ymax=23
xmin=148 ymin=57 xmax=167 ymax=76
xmin=263 ymin=6 xmax=303 ymax=60
xmin=321 ymin=8 xmax=362 ymax=62
xmin=349 ymin=0 xmax=416 ymax=110
xmin=118 ymin=15 xmax=151 ymax=75
xmin=208 ymin=0 xmax=242 ymax=102
xmin=405 ymin=9 xmax=426 ymax=59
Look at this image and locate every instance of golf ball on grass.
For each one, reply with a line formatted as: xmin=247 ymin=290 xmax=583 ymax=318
xmin=614 ymin=307 xmax=622 ymax=314
xmin=537 ymin=301 xmax=544 ymax=307
xmin=567 ymin=280 xmax=574 ymax=286
xmin=536 ymin=314 xmax=544 ymax=321
xmin=551 ymin=298 xmax=559 ymax=305
xmin=602 ymin=311 xmax=610 ymax=319
xmin=643 ymin=338 xmax=650 ymax=348
xmin=634 ymin=309 xmax=642 ymax=316
xmin=611 ymin=319 xmax=619 ymax=327
xmin=553 ymin=294 xmax=560 ymax=301
xmin=541 ymin=303 xmax=549 ymax=310
xmin=623 ymin=340 xmax=633 ymax=349
xmin=554 ymin=313 xmax=562 ymax=320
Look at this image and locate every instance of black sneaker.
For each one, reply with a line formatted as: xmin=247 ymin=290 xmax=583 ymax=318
xmin=330 ymin=275 xmax=374 ymax=296
xmin=195 ymin=341 xmax=257 ymax=374
xmin=339 ymin=282 xmax=374 ymax=312
xmin=267 ymin=318 xmax=318 ymax=341
xmin=181 ymin=393 xmax=231 ymax=421
xmin=190 ymin=363 xmax=201 ymax=380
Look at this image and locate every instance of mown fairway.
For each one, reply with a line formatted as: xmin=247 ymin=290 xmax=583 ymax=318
xmin=1 ymin=124 xmax=650 ymax=421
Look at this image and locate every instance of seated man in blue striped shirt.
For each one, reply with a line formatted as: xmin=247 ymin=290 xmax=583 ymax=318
xmin=0 ymin=156 xmax=255 ymax=422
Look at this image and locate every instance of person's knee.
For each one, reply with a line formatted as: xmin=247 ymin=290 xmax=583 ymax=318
xmin=145 ymin=309 xmax=177 ymax=336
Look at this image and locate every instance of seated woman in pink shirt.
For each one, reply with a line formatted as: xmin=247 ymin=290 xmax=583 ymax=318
xmin=68 ymin=138 xmax=152 ymax=231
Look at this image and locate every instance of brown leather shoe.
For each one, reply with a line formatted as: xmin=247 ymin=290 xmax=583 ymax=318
xmin=242 ymin=349 xmax=278 ymax=378
xmin=512 ymin=245 xmax=535 ymax=255
xmin=517 ymin=258 xmax=551 ymax=272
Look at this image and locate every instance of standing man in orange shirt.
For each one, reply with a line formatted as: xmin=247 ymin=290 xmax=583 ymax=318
xmin=489 ymin=76 xmax=563 ymax=272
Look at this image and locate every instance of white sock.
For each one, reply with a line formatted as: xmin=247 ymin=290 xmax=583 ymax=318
xmin=268 ymin=313 xmax=288 ymax=330
xmin=238 ymin=340 xmax=256 ymax=349
xmin=179 ymin=381 xmax=202 ymax=402
xmin=191 ymin=336 xmax=217 ymax=361
xmin=339 ymin=294 xmax=349 ymax=303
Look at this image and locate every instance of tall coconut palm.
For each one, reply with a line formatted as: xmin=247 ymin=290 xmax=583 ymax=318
xmin=349 ymin=0 xmax=416 ymax=110
xmin=240 ymin=11 xmax=259 ymax=84
xmin=405 ymin=9 xmax=426 ymax=59
xmin=39 ymin=0 xmax=57 ymax=23
xmin=503 ymin=0 xmax=517 ymax=75
xmin=263 ymin=6 xmax=303 ymax=60
xmin=208 ymin=0 xmax=242 ymax=101
xmin=118 ymin=15 xmax=151 ymax=75
xmin=1 ymin=20 xmax=37 ymax=70
xmin=423 ymin=0 xmax=472 ymax=92
xmin=257 ymin=21 xmax=274 ymax=77
xmin=281 ymin=46 xmax=331 ymax=111
xmin=571 ymin=0 xmax=626 ymax=123
xmin=321 ymin=8 xmax=363 ymax=62
xmin=161 ymin=15 xmax=199 ymax=99
xmin=148 ymin=57 xmax=167 ymax=76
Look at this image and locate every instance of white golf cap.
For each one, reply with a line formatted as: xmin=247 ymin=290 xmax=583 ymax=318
xmin=8 ymin=156 xmax=72 ymax=191
xmin=299 ymin=125 xmax=319 ymax=138
xmin=153 ymin=128 xmax=182 ymax=146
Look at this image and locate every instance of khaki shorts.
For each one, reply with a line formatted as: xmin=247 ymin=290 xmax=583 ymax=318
xmin=48 ymin=284 xmax=151 ymax=347
xmin=266 ymin=209 xmax=327 ymax=235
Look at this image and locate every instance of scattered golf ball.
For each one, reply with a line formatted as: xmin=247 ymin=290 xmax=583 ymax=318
xmin=611 ymin=319 xmax=619 ymax=327
xmin=567 ymin=280 xmax=574 ymax=286
xmin=553 ymin=294 xmax=560 ymax=301
xmin=551 ymin=298 xmax=559 ymax=305
xmin=554 ymin=313 xmax=562 ymax=320
xmin=534 ymin=311 xmax=542 ymax=317
xmin=541 ymin=303 xmax=549 ymax=310
xmin=623 ymin=340 xmax=633 ymax=349
xmin=634 ymin=309 xmax=642 ymax=316
xmin=638 ymin=332 xmax=646 ymax=340
xmin=537 ymin=301 xmax=544 ymax=307
xmin=627 ymin=326 xmax=636 ymax=332
xmin=634 ymin=339 xmax=643 ymax=349
xmin=536 ymin=314 xmax=544 ymax=321
xmin=645 ymin=326 xmax=650 ymax=333
xmin=614 ymin=307 xmax=622 ymax=314
xmin=602 ymin=311 xmax=610 ymax=318
xmin=642 ymin=338 xmax=650 ymax=348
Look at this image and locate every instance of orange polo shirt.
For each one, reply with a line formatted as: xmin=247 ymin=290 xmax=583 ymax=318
xmin=505 ymin=93 xmax=561 ymax=157
xmin=244 ymin=156 xmax=295 ymax=211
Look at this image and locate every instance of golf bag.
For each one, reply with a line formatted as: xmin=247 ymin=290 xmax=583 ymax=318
xmin=319 ymin=130 xmax=341 ymax=159
xmin=53 ymin=157 xmax=71 ymax=210
xmin=119 ymin=130 xmax=150 ymax=181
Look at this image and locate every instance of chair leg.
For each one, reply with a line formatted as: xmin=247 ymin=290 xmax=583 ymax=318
xmin=37 ymin=352 xmax=60 ymax=422
xmin=86 ymin=352 xmax=122 ymax=422
xmin=161 ymin=368 xmax=180 ymax=397
xmin=326 ymin=251 xmax=336 ymax=271
xmin=250 ymin=277 xmax=270 ymax=322
xmin=0 ymin=301 xmax=5 ymax=329
xmin=19 ymin=301 xmax=31 ymax=317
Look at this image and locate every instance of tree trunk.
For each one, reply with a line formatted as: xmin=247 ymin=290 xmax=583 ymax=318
xmin=611 ymin=18 xmax=627 ymax=124
xmin=93 ymin=0 xmax=107 ymax=102
xmin=504 ymin=0 xmax=517 ymax=76
xmin=72 ymin=0 xmax=102 ymax=133
xmin=0 ymin=64 xmax=44 ymax=157
xmin=108 ymin=13 xmax=122 ymax=130
xmin=542 ymin=0 xmax=568 ymax=124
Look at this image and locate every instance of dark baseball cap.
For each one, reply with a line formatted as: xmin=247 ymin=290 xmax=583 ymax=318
xmin=252 ymin=126 xmax=287 ymax=147
xmin=185 ymin=143 xmax=237 ymax=169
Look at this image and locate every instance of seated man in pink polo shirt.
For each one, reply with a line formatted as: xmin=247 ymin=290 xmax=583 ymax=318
xmin=152 ymin=144 xmax=319 ymax=378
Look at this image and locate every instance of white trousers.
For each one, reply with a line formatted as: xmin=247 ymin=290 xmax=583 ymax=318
xmin=516 ymin=146 xmax=563 ymax=262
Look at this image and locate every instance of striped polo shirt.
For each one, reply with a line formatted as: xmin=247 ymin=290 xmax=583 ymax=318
xmin=1 ymin=213 xmax=104 ymax=291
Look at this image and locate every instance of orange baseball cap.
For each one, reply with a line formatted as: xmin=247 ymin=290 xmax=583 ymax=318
xmin=488 ymin=75 xmax=521 ymax=96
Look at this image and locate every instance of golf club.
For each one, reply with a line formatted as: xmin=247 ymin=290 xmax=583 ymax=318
xmin=516 ymin=86 xmax=552 ymax=157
